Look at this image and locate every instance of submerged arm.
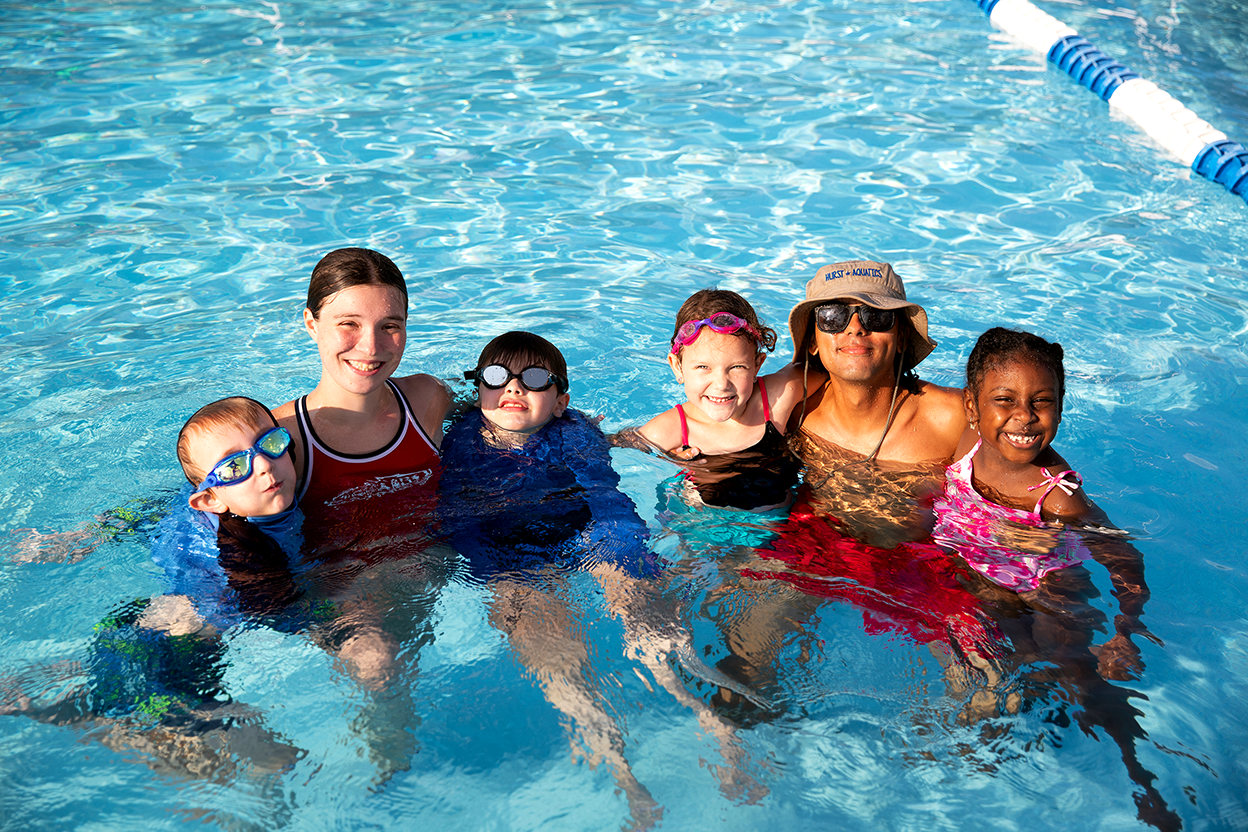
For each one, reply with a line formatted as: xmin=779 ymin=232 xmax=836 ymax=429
xmin=1080 ymin=504 xmax=1161 ymax=680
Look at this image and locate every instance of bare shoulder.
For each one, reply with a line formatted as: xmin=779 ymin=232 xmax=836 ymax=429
xmin=952 ymin=425 xmax=978 ymax=459
xmin=913 ymin=380 xmax=969 ymax=462
xmin=1042 ymin=485 xmax=1092 ymax=521
xmin=271 ymin=398 xmax=306 ymax=482
xmin=1038 ymin=448 xmax=1092 ymax=520
xmin=761 ymin=361 xmax=825 ymax=428
xmin=396 ymin=373 xmax=453 ymax=446
xmin=916 ymin=381 xmax=968 ymax=429
xmin=272 ymin=399 xmax=300 ymax=437
xmin=638 ymin=407 xmax=683 ymax=453
xmin=916 ymin=380 xmax=964 ymax=411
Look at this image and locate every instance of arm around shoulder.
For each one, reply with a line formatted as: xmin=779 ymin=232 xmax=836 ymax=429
xmin=761 ymin=361 xmax=824 ymax=430
xmin=636 ymin=408 xmax=683 ymax=455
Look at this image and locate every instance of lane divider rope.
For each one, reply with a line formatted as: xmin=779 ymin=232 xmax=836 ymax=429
xmin=972 ymin=0 xmax=1248 ymax=203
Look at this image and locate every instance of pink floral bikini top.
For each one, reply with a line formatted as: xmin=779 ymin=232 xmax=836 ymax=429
xmin=931 ymin=439 xmax=1089 ymax=591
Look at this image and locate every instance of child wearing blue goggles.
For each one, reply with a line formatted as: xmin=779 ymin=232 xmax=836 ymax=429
xmin=178 ymin=398 xmax=298 ymax=520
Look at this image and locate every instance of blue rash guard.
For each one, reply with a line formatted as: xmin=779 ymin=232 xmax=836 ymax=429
xmin=68 ymin=495 xmax=310 ymax=726
xmin=438 ymin=409 xmax=655 ymax=581
xmin=149 ymin=488 xmax=306 ymax=631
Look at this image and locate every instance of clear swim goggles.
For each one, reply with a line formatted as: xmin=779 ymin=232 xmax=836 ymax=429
xmin=197 ymin=427 xmax=292 ymax=491
xmin=464 ymin=364 xmax=568 ymax=393
xmin=669 ymin=312 xmax=762 ymax=354
xmin=814 ymin=302 xmax=897 ymax=334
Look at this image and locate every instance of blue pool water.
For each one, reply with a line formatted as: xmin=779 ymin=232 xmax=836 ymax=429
xmin=2 ymin=0 xmax=1247 ymax=828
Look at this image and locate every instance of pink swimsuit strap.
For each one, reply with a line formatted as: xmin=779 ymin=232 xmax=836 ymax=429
xmin=676 ymin=381 xmax=769 ymax=448
xmin=758 ymin=379 xmax=773 ymax=423
xmin=1026 ymin=467 xmax=1082 ymax=514
xmin=676 ymin=404 xmax=690 ymax=447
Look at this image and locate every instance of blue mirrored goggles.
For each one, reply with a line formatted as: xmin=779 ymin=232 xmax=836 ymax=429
xmin=464 ymin=364 xmax=567 ymax=394
xmin=197 ymin=427 xmax=292 ymax=491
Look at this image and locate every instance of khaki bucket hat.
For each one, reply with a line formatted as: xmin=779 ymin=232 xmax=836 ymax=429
xmin=788 ymin=260 xmax=936 ymax=366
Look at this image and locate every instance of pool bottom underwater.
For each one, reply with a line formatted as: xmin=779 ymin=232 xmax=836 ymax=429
xmin=0 ymin=443 xmax=1224 ymax=832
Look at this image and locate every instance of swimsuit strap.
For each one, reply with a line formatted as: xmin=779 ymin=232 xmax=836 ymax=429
xmin=758 ymin=379 xmax=773 ymax=424
xmin=676 ymin=404 xmax=690 ymax=448
xmin=1027 ymin=467 xmax=1082 ymax=514
xmin=962 ymin=438 xmax=983 ymax=471
xmin=387 ymin=378 xmax=439 ymax=456
xmin=294 ymin=395 xmax=314 ymax=501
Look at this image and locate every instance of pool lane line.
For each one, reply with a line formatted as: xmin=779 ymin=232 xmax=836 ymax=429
xmin=971 ymin=0 xmax=1248 ymax=204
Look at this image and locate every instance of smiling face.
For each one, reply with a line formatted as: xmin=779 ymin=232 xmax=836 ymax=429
xmin=809 ymin=300 xmax=901 ymax=386
xmin=187 ymin=420 xmax=297 ymax=518
xmin=304 ymin=283 xmax=407 ymax=397
xmin=669 ymin=329 xmax=764 ymax=423
xmin=477 ymin=360 xmax=570 ymax=435
xmin=966 ymin=357 xmax=1062 ymax=467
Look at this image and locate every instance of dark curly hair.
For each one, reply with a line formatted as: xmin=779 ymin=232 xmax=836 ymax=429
xmin=965 ymin=327 xmax=1066 ymax=405
xmin=671 ymin=289 xmax=778 ymax=355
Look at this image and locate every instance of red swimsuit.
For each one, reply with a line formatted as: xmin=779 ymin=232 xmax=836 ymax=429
xmin=294 ymin=381 xmax=441 ymax=560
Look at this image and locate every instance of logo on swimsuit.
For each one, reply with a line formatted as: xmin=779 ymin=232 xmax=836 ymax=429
xmin=325 ymin=469 xmax=435 ymax=508
xmin=823 ymin=265 xmax=884 ymax=281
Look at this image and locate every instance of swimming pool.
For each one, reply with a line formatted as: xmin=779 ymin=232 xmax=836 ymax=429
xmin=2 ymin=0 xmax=1246 ymax=828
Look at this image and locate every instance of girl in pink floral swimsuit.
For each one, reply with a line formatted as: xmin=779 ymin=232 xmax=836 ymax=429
xmin=933 ymin=327 xmax=1158 ymax=682
xmin=930 ymin=328 xmax=1180 ymax=831
xmin=933 ymin=327 xmax=1092 ymax=586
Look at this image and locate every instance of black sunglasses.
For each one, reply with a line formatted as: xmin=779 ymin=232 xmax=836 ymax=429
xmin=464 ymin=364 xmax=567 ymax=393
xmin=814 ymin=303 xmax=897 ymax=334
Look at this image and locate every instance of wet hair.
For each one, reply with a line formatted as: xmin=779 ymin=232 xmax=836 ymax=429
xmin=671 ymin=289 xmax=778 ymax=356
xmin=965 ymin=327 xmax=1066 ymax=406
xmin=800 ymin=308 xmax=922 ymax=395
xmin=306 ymin=248 xmax=408 ymax=319
xmin=474 ymin=331 xmax=569 ymax=393
xmin=177 ymin=397 xmax=280 ymax=486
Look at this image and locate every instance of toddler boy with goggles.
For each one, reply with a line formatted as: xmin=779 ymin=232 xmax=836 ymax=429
xmin=442 ymin=331 xmax=658 ymax=820
xmin=181 ymin=398 xmax=297 ymax=519
xmin=138 ymin=397 xmax=304 ymax=636
xmin=75 ymin=397 xmax=308 ymax=768
xmin=442 ymin=329 xmax=651 ymax=574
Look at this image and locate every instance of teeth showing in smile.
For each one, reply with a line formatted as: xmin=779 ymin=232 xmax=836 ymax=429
xmin=346 ymin=359 xmax=382 ymax=371
xmin=1005 ymin=432 xmax=1038 ymax=444
xmin=706 ymin=395 xmax=734 ymax=404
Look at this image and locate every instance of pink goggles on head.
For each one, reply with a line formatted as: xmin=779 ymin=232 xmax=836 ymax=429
xmin=669 ymin=312 xmax=762 ymax=355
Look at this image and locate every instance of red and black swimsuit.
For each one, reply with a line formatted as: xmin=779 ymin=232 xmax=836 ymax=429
xmin=294 ymin=380 xmax=441 ymax=560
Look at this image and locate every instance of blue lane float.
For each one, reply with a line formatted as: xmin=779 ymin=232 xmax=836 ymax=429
xmin=969 ymin=0 xmax=1248 ymax=203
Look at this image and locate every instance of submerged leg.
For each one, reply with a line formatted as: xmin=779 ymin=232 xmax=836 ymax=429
xmin=490 ymin=578 xmax=663 ymax=830
xmin=988 ymin=572 xmax=1184 ymax=832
